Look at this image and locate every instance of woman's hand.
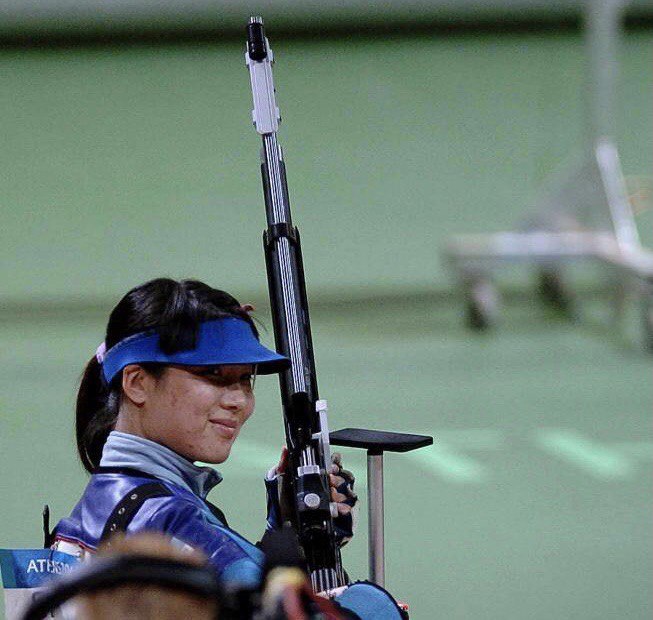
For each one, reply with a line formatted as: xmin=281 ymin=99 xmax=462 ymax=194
xmin=329 ymin=452 xmax=358 ymax=546
xmin=328 ymin=452 xmax=357 ymax=512
xmin=265 ymin=448 xmax=358 ymax=546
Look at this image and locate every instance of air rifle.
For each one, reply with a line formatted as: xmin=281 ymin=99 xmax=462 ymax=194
xmin=245 ymin=17 xmax=433 ymax=595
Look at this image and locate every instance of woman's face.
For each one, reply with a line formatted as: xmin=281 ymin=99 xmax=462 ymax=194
xmin=134 ymin=364 xmax=255 ymax=464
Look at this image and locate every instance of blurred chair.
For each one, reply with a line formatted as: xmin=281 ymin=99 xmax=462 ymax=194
xmin=442 ymin=0 xmax=653 ymax=350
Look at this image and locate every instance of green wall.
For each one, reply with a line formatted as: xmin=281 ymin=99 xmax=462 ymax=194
xmin=2 ymin=30 xmax=651 ymax=306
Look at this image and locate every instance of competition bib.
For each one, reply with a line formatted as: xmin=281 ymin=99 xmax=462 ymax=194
xmin=0 ymin=549 xmax=79 ymax=619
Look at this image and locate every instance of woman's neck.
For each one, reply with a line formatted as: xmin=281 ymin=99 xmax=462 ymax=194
xmin=100 ymin=431 xmax=222 ymax=499
xmin=114 ymin=403 xmax=147 ymax=437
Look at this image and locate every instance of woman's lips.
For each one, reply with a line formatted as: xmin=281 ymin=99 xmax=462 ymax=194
xmin=209 ymin=418 xmax=238 ymax=439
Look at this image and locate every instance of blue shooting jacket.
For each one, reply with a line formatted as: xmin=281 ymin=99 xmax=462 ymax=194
xmin=53 ymin=432 xmax=402 ymax=619
xmin=54 ymin=432 xmax=264 ymax=587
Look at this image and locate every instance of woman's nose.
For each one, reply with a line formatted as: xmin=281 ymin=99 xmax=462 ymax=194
xmin=219 ymin=384 xmax=251 ymax=412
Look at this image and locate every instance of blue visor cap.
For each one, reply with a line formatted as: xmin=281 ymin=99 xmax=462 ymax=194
xmin=101 ymin=317 xmax=290 ymax=384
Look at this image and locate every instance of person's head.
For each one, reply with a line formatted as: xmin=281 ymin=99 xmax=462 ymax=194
xmin=74 ymin=533 xmax=219 ymax=620
xmin=76 ymin=278 xmax=287 ymax=473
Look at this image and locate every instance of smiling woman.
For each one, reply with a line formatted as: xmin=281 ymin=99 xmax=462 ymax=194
xmin=55 ymin=278 xmax=289 ymax=576
xmin=49 ymin=277 xmax=400 ymax=619
xmin=114 ymin=363 xmax=256 ymax=464
xmin=72 ymin=278 xmax=286 ymax=472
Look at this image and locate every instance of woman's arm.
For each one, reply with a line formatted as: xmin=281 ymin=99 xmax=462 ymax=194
xmin=140 ymin=497 xmax=264 ymax=589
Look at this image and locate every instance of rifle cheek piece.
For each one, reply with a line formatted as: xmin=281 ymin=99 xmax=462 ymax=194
xmin=286 ymin=392 xmax=313 ymax=447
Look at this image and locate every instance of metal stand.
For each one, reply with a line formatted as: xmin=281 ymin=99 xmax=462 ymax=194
xmin=367 ymin=452 xmax=385 ymax=586
xmin=330 ymin=428 xmax=433 ymax=586
xmin=441 ymin=0 xmax=653 ymax=348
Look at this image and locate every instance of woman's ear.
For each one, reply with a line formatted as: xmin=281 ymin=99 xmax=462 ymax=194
xmin=121 ymin=364 xmax=149 ymax=406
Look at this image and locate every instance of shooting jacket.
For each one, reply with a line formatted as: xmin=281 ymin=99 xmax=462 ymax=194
xmin=53 ymin=432 xmax=403 ymax=619
xmin=53 ymin=432 xmax=264 ymax=586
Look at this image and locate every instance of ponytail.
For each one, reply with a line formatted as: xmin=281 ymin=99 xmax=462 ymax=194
xmin=76 ymin=356 xmax=119 ymax=473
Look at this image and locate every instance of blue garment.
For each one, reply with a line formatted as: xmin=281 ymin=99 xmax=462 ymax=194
xmin=54 ymin=432 xmax=263 ymax=587
xmin=54 ymin=432 xmax=402 ymax=619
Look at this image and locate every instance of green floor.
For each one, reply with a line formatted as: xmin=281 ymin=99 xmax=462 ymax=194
xmin=1 ymin=292 xmax=651 ymax=619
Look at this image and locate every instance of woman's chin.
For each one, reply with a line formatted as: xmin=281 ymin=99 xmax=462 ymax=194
xmin=198 ymin=444 xmax=232 ymax=465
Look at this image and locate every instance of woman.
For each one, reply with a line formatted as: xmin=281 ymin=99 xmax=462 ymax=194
xmin=52 ymin=278 xmax=403 ymax=619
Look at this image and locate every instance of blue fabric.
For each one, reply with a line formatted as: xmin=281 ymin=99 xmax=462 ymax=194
xmin=56 ymin=432 xmax=264 ymax=587
xmin=101 ymin=431 xmax=222 ymax=499
xmin=335 ymin=582 xmax=404 ymax=619
xmin=0 ymin=549 xmax=78 ymax=589
xmin=101 ymin=317 xmax=289 ymax=383
xmin=54 ymin=471 xmax=265 ymax=588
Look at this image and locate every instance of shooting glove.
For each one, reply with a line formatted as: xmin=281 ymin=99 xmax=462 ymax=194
xmin=264 ymin=451 xmax=358 ymax=547
xmin=329 ymin=452 xmax=358 ymax=547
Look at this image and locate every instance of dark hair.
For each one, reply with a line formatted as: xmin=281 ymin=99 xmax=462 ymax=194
xmin=76 ymin=278 xmax=257 ymax=473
